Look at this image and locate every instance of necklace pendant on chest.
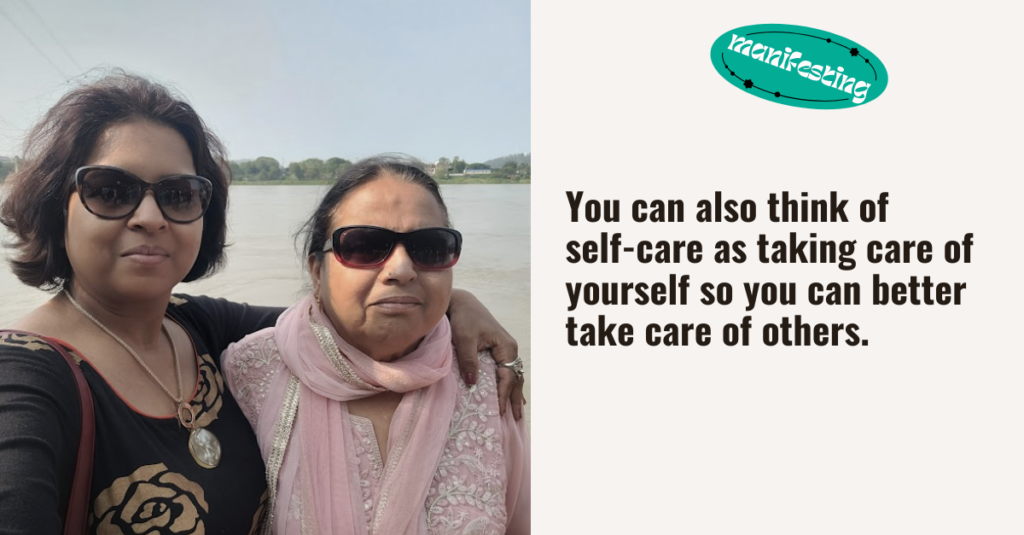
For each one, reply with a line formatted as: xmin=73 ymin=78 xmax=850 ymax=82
xmin=188 ymin=426 xmax=222 ymax=469
xmin=180 ymin=402 xmax=221 ymax=468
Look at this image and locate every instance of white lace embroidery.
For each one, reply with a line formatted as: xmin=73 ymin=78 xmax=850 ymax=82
xmin=229 ymin=337 xmax=283 ymax=428
xmin=349 ymin=415 xmax=383 ymax=531
xmin=425 ymin=351 xmax=507 ymax=535
xmin=351 ymin=415 xmax=384 ymax=478
xmin=246 ymin=347 xmax=512 ymax=535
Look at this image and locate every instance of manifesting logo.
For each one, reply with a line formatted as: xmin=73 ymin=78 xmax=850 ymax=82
xmin=710 ymin=24 xmax=888 ymax=109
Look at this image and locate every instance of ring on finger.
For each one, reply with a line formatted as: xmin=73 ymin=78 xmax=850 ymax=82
xmin=498 ymin=356 xmax=525 ymax=382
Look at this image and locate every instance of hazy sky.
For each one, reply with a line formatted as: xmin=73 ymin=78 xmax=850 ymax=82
xmin=0 ymin=0 xmax=529 ymax=164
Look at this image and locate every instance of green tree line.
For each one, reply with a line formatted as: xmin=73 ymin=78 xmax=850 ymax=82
xmin=0 ymin=156 xmax=350 ymax=183
xmin=230 ymin=157 xmax=353 ymax=182
xmin=0 ymin=155 xmax=531 ymax=183
xmin=434 ymin=156 xmax=530 ymax=182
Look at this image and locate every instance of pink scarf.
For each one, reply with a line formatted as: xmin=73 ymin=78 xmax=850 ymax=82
xmin=265 ymin=293 xmax=457 ymax=535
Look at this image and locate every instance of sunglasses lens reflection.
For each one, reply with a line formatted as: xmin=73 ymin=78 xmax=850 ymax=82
xmin=407 ymin=230 xmax=459 ymax=268
xmin=80 ymin=168 xmax=143 ymax=218
xmin=154 ymin=177 xmax=209 ymax=221
xmin=338 ymin=228 xmax=394 ymax=266
xmin=79 ymin=167 xmax=211 ymax=223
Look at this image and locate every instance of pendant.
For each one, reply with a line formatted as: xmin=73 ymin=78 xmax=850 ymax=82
xmin=189 ymin=427 xmax=222 ymax=469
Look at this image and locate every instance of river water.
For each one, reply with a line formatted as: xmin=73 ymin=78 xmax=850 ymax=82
xmin=0 ymin=184 xmax=531 ymax=410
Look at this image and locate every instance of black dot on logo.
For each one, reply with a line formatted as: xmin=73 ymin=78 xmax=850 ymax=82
xmin=826 ymin=38 xmax=831 ymax=43
xmin=774 ymin=92 xmax=780 ymax=97
xmin=730 ymin=71 xmax=734 ymax=76
xmin=865 ymin=59 xmax=870 ymax=63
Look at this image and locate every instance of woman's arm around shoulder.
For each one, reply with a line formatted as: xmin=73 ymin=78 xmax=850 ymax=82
xmin=448 ymin=289 xmax=526 ymax=420
xmin=467 ymin=351 xmax=530 ymax=534
xmin=0 ymin=332 xmax=83 ymax=535
xmin=170 ymin=294 xmax=285 ymax=356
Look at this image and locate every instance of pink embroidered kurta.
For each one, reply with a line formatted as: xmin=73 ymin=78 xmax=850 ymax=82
xmin=223 ymin=332 xmax=530 ymax=535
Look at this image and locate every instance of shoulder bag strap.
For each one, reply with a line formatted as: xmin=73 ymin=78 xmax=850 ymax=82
xmin=0 ymin=330 xmax=95 ymax=534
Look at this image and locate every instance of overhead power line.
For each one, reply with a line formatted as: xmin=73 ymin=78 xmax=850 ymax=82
xmin=17 ymin=0 xmax=83 ymax=72
xmin=0 ymin=4 xmax=69 ymax=79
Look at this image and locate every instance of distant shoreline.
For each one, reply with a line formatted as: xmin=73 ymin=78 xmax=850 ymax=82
xmin=232 ymin=178 xmax=530 ymax=186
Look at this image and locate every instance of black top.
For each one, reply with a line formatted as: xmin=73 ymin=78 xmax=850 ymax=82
xmin=0 ymin=294 xmax=283 ymax=535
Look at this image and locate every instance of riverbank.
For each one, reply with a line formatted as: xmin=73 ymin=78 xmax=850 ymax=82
xmin=233 ymin=177 xmax=530 ymax=185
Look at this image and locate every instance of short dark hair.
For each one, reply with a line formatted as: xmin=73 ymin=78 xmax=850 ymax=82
xmin=302 ymin=154 xmax=451 ymax=259
xmin=0 ymin=71 xmax=231 ymax=289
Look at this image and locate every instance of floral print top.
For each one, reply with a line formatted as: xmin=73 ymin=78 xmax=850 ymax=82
xmin=0 ymin=295 xmax=282 ymax=534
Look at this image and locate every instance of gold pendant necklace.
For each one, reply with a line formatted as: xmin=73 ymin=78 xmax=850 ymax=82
xmin=65 ymin=290 xmax=221 ymax=469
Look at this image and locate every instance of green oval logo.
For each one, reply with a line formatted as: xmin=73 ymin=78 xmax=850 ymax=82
xmin=710 ymin=24 xmax=888 ymax=109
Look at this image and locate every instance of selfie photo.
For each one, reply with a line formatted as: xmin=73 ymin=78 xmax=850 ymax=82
xmin=0 ymin=2 xmax=529 ymax=533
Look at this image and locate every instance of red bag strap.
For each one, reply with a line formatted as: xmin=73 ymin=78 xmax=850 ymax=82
xmin=1 ymin=330 xmax=94 ymax=534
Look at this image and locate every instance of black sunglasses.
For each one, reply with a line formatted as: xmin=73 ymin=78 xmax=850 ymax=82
xmin=74 ymin=165 xmax=213 ymax=224
xmin=324 ymin=225 xmax=462 ymax=269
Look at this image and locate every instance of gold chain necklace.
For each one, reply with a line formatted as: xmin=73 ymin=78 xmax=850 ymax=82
xmin=64 ymin=290 xmax=221 ymax=468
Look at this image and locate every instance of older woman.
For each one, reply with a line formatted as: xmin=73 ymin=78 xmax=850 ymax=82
xmin=222 ymin=156 xmax=529 ymax=535
xmin=0 ymin=74 xmax=522 ymax=534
